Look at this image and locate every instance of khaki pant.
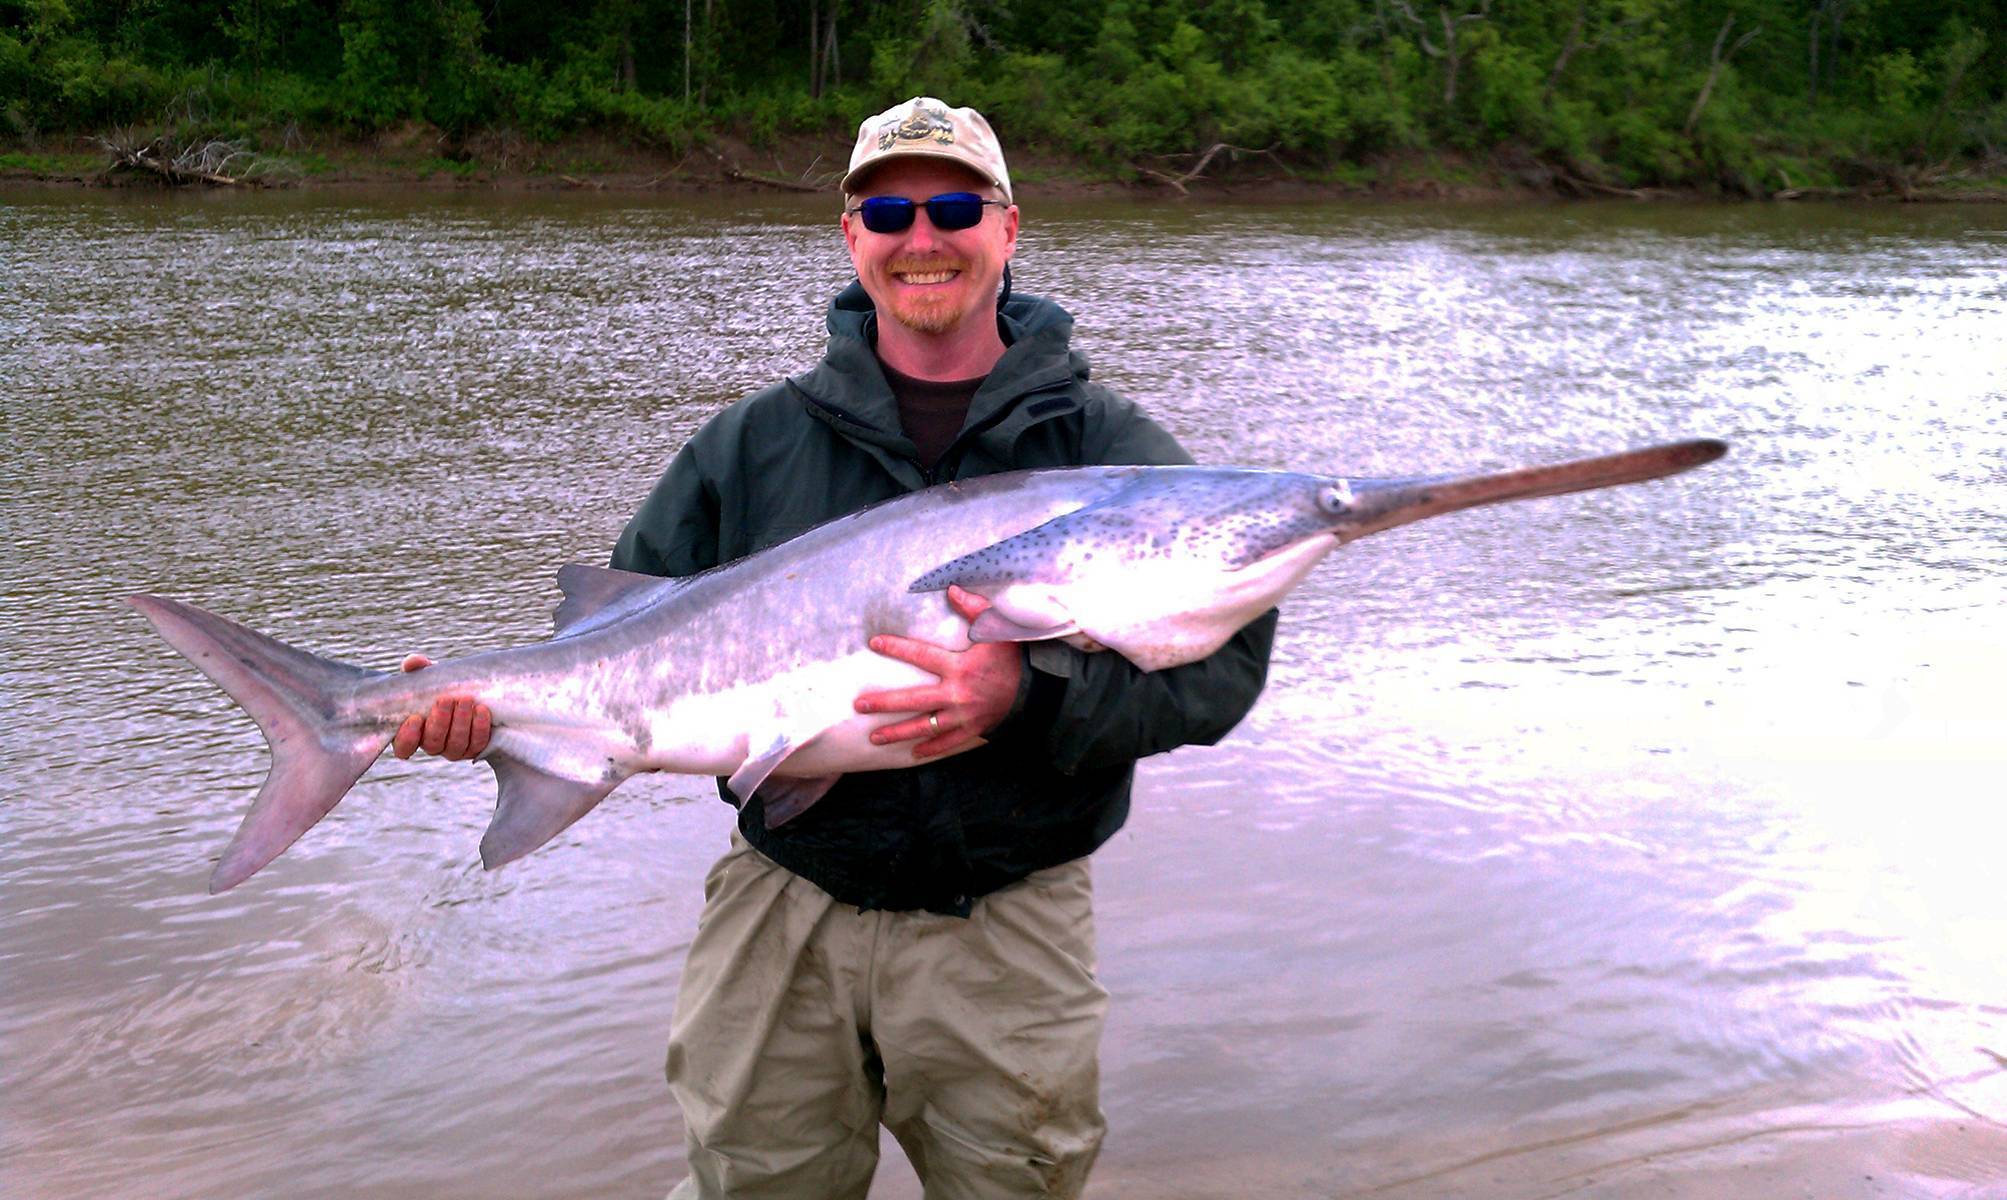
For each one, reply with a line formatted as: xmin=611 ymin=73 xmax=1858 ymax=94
xmin=666 ymin=831 xmax=1109 ymax=1200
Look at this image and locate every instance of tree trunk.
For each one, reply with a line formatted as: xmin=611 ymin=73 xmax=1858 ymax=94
xmin=1686 ymin=15 xmax=1759 ymax=137
xmin=700 ymin=0 xmax=712 ymax=105
xmin=1807 ymin=11 xmax=1821 ymax=103
xmin=824 ymin=5 xmax=840 ymax=90
xmin=1543 ymin=3 xmax=1587 ymax=108
xmin=809 ymin=0 xmax=823 ymax=98
xmin=1440 ymin=7 xmax=1459 ymax=107
xmin=1376 ymin=1 xmax=1400 ymax=102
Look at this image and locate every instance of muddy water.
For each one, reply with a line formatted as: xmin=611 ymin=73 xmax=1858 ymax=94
xmin=4 ymin=188 xmax=2005 ymax=1198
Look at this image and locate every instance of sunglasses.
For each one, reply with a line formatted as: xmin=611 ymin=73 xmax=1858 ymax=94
xmin=847 ymin=192 xmax=1007 ymax=234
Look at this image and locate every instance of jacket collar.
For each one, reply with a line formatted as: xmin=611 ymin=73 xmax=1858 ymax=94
xmin=790 ymin=281 xmax=1087 ymax=477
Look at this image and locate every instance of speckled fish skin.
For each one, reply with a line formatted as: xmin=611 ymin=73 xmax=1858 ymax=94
xmin=128 ymin=438 xmax=1725 ymax=893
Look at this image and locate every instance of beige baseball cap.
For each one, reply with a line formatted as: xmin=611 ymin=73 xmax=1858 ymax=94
xmin=841 ymin=96 xmax=1013 ymax=203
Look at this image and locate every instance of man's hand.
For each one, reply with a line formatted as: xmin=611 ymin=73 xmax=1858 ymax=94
xmin=391 ymin=654 xmax=493 ymax=761
xmin=855 ymin=585 xmax=1023 ymax=760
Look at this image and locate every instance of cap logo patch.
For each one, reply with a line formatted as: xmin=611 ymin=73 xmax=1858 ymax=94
xmin=879 ymin=103 xmax=957 ymax=151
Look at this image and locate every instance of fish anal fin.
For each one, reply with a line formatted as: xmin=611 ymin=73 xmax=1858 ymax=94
xmin=479 ymin=753 xmax=624 ymax=869
xmin=757 ymin=775 xmax=842 ymax=828
xmin=553 ymin=564 xmax=690 ymax=638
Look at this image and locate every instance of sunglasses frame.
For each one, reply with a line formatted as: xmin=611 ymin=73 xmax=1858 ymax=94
xmin=847 ymin=192 xmax=1008 ymax=235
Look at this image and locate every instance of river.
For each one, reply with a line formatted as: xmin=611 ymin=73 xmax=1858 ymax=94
xmin=3 ymin=187 xmax=2005 ymax=1198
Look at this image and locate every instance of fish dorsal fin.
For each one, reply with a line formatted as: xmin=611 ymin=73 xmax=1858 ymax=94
xmin=552 ymin=564 xmax=690 ymax=638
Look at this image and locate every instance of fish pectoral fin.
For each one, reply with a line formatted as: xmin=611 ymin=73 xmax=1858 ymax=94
xmin=480 ymin=753 xmax=625 ymax=870
xmin=552 ymin=563 xmax=693 ymax=638
xmin=968 ymin=609 xmax=1080 ymax=644
xmin=757 ymin=775 xmax=843 ymax=828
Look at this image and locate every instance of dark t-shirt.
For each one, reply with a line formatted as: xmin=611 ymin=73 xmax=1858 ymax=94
xmin=881 ymin=361 xmax=983 ymax=472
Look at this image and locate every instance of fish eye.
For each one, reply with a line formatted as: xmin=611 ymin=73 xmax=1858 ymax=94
xmin=1316 ymin=482 xmax=1352 ymax=514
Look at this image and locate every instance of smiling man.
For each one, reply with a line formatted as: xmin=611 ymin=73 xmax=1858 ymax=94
xmin=397 ymin=97 xmax=1275 ymax=1199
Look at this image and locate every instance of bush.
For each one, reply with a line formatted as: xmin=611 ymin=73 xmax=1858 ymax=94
xmin=335 ymin=21 xmax=422 ymax=129
xmin=1236 ymin=47 xmax=1349 ymax=155
xmin=1468 ymin=37 xmax=1545 ymax=146
xmin=1599 ymin=105 xmax=1689 ymax=185
xmin=0 ymin=31 xmax=32 ymax=106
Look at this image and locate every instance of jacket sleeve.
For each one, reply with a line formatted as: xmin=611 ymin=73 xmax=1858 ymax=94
xmin=1010 ymin=613 xmax=1277 ymax=774
xmin=609 ymin=438 xmax=723 ymax=577
xmin=990 ymin=391 xmax=1278 ymax=774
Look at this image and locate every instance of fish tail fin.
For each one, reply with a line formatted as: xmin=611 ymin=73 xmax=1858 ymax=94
xmin=127 ymin=595 xmax=393 ymax=893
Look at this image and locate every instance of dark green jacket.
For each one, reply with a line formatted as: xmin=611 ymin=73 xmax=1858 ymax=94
xmin=612 ymin=282 xmax=1276 ymax=914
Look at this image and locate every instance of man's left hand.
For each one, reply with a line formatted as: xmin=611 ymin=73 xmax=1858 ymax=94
xmin=856 ymin=585 xmax=1023 ymax=760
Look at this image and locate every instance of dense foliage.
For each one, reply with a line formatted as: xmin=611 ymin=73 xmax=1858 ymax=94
xmin=4 ymin=0 xmax=2003 ymax=189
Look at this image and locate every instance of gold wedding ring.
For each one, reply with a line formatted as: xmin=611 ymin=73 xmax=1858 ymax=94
xmin=928 ymin=712 xmax=941 ymax=735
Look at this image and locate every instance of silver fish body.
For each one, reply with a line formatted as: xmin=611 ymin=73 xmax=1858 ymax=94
xmin=130 ymin=439 xmax=1727 ymax=892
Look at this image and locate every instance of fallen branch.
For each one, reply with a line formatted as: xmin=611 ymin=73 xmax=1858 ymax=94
xmin=707 ymin=148 xmax=831 ymax=193
xmin=1555 ymin=171 xmax=1648 ymax=199
xmin=727 ymin=165 xmax=826 ymax=192
xmin=1839 ymin=153 xmax=1957 ymax=201
xmin=1139 ymin=142 xmax=1282 ymax=195
xmin=97 ymin=130 xmax=255 ymax=186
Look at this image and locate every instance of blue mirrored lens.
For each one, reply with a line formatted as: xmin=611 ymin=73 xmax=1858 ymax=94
xmin=923 ymin=194 xmax=986 ymax=229
xmin=858 ymin=197 xmax=916 ymax=234
xmin=856 ymin=193 xmax=991 ymax=234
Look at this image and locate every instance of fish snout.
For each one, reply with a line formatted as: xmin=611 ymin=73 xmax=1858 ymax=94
xmin=1327 ymin=439 xmax=1728 ymax=543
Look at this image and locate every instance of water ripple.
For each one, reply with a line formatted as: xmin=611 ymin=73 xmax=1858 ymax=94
xmin=5 ymin=189 xmax=2006 ymax=1198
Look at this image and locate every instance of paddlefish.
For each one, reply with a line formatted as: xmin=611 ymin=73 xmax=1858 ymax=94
xmin=130 ymin=438 xmax=1727 ymax=893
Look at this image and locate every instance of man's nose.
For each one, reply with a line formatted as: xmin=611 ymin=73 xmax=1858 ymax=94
xmin=904 ymin=215 xmax=940 ymax=251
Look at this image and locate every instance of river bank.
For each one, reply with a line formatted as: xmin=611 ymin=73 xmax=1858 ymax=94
xmin=7 ymin=126 xmax=2006 ymax=204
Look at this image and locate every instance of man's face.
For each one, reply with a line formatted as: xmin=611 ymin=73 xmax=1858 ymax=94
xmin=842 ymin=160 xmax=1019 ymax=338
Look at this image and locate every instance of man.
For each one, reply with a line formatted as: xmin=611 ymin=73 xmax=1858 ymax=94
xmin=396 ymin=97 xmax=1276 ymax=1199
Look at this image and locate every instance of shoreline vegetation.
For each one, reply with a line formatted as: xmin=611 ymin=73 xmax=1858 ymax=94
xmin=4 ymin=0 xmax=2004 ymax=203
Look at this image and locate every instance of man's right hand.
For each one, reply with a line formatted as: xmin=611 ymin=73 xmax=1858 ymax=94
xmin=392 ymin=654 xmax=493 ymax=761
